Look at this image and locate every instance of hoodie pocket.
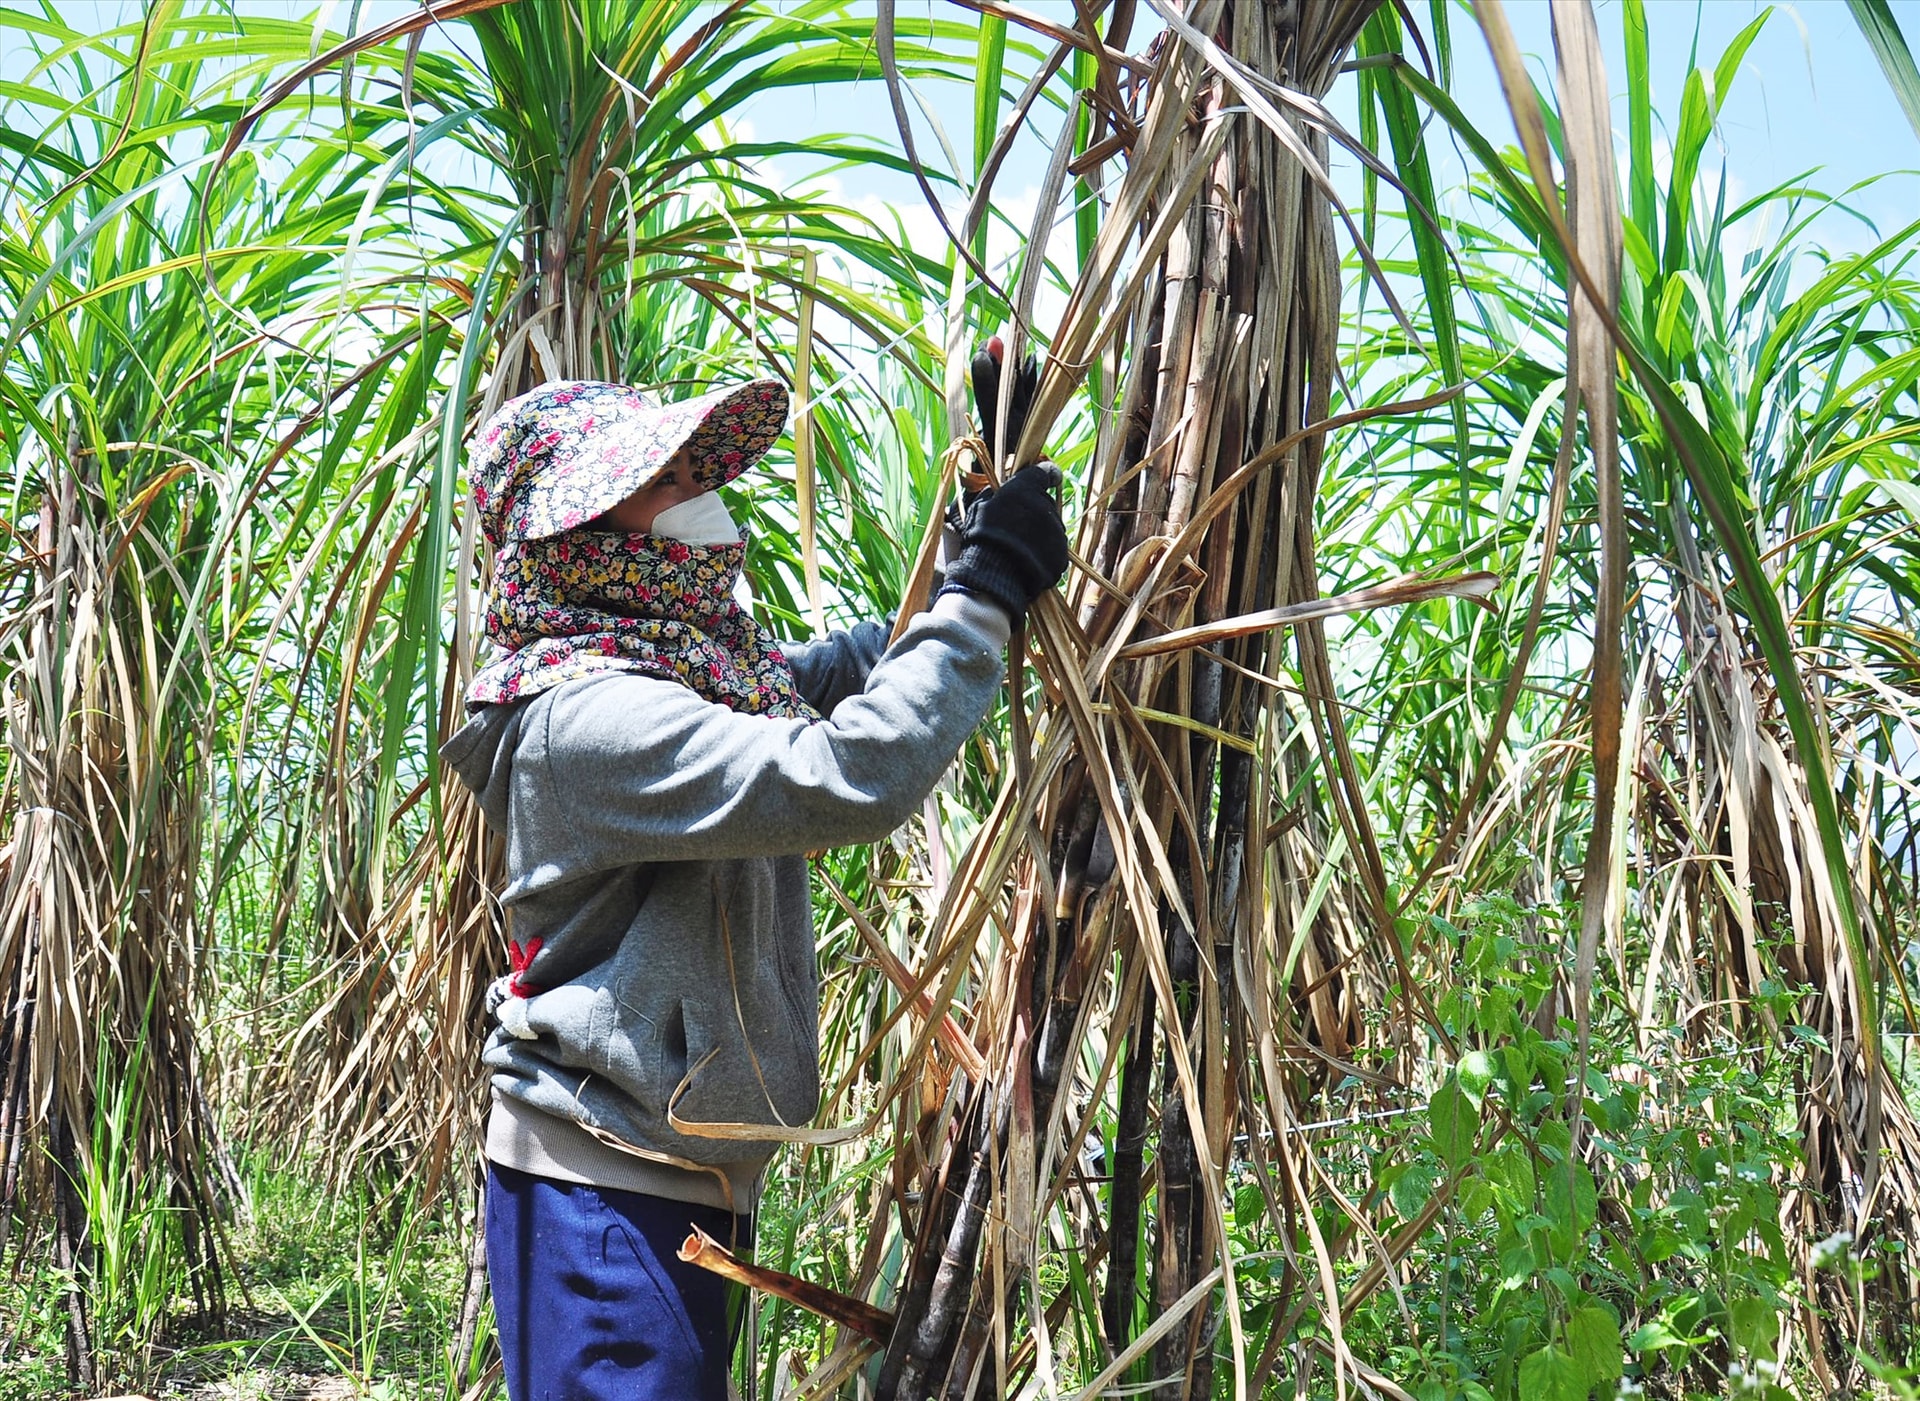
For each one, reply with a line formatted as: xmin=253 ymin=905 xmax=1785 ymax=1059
xmin=586 ymin=981 xmax=682 ymax=1117
xmin=714 ymin=860 xmax=820 ymax=1108
xmin=673 ymin=993 xmax=819 ymax=1134
xmin=775 ymin=940 xmax=821 ymax=1072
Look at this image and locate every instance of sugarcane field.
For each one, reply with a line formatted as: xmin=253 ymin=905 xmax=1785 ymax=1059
xmin=5 ymin=0 xmax=1920 ymax=1397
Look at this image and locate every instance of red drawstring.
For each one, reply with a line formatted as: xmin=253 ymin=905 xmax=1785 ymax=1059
xmin=507 ymin=936 xmax=544 ymax=998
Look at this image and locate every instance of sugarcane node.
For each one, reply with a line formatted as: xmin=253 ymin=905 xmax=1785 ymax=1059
xmin=1084 ymin=531 xmax=1174 ymax=646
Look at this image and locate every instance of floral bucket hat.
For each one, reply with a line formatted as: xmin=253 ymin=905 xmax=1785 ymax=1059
xmin=468 ymin=377 xmax=789 ymax=547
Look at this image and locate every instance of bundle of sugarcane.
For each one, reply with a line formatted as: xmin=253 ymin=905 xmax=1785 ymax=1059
xmin=838 ymin=3 xmax=1492 ymax=1396
xmin=0 ymin=441 xmax=235 ymax=1390
xmin=818 ymin=3 xmax=1920 ymax=1394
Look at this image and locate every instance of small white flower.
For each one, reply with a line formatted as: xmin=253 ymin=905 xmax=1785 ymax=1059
xmin=1810 ymin=1230 xmax=1855 ymax=1269
xmin=1615 ymin=1381 xmax=1645 ymax=1400
xmin=1728 ymin=1355 xmax=1780 ymax=1394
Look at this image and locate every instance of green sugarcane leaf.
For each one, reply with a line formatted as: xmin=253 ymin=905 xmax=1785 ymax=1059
xmin=1848 ymin=0 xmax=1920 ymax=140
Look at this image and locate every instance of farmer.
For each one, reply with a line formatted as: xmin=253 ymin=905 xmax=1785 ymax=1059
xmin=445 ymin=365 xmax=1065 ymax=1400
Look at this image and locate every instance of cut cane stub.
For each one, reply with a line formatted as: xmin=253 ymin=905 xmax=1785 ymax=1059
xmin=679 ymin=1225 xmax=894 ymax=1343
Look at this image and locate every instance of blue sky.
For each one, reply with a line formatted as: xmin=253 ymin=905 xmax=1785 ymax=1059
xmin=19 ymin=3 xmax=1920 ymax=288
xmin=26 ymin=3 xmax=1920 ymax=222
xmin=677 ymin=0 xmax=1920 ymax=374
xmin=1456 ymin=1 xmax=1920 ymax=245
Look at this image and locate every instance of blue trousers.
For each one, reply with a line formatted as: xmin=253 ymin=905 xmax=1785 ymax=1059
xmin=486 ymin=1164 xmax=751 ymax=1401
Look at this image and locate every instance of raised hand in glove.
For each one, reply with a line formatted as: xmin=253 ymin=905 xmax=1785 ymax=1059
xmin=970 ymin=335 xmax=1039 ymax=468
xmin=946 ymin=335 xmax=1039 ymax=543
xmin=938 ymin=462 xmax=1069 ymax=625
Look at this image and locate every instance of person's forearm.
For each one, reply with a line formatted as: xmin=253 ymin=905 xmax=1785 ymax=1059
xmin=528 ymin=595 xmax=1009 ymax=867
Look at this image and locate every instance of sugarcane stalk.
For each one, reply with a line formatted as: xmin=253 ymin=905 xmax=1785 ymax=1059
xmin=50 ymin=1099 xmax=94 ymax=1392
xmin=679 ymin=1225 xmax=896 ymax=1344
xmin=1086 ymin=268 xmax=1161 ymax=594
xmin=0 ymin=927 xmax=36 ymax=1250
xmin=1152 ymin=900 xmax=1204 ymax=1396
xmin=1101 ymin=985 xmax=1157 ymax=1353
xmin=879 ymin=1084 xmax=986 ymax=1394
xmin=895 ymin=1093 xmax=1006 ymax=1399
xmin=1184 ymin=201 xmax=1286 ymax=1398
xmin=938 ymin=1277 xmax=999 ymax=1400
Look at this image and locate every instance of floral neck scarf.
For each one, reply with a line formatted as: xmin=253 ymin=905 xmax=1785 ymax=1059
xmin=466 ymin=530 xmax=818 ymax=720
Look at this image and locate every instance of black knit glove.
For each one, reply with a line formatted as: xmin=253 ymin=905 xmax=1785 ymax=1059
xmin=970 ymin=338 xmax=1038 ymax=466
xmin=937 ymin=463 xmax=1069 ymax=625
xmin=947 ymin=338 xmax=1041 ymax=536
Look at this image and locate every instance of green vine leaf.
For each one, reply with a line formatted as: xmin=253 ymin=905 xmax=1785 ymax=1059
xmin=1429 ymin=1073 xmax=1477 ymax=1168
xmin=1517 ymin=1343 xmax=1585 ymax=1401
xmin=1566 ymin=1304 xmax=1625 ymax=1384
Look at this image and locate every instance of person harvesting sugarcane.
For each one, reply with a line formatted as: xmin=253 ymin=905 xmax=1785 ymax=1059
xmin=445 ymin=348 xmax=1059 ymax=1400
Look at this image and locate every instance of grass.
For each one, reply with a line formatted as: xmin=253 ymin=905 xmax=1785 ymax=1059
xmin=0 ymin=1007 xmax=1911 ymax=1400
xmin=0 ymin=1159 xmax=483 ymax=1401
xmin=0 ymin=1143 xmax=972 ymax=1399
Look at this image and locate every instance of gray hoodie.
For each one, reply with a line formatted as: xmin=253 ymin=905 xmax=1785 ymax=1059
xmin=445 ymin=594 xmax=1009 ymax=1211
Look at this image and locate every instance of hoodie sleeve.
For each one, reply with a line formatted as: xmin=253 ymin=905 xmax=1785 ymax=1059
xmin=517 ymin=593 xmax=1009 ymax=875
xmin=778 ymin=617 xmax=895 ymax=713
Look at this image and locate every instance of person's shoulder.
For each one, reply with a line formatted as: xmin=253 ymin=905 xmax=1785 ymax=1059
xmin=541 ymin=670 xmax=730 ymax=736
xmin=531 ymin=672 xmax=714 ymax=769
xmin=550 ymin=670 xmax=696 ymax=699
xmin=541 ymin=670 xmax=711 ymax=721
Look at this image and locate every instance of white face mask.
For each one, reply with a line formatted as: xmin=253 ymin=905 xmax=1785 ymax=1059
xmin=649 ymin=490 xmax=739 ymax=546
